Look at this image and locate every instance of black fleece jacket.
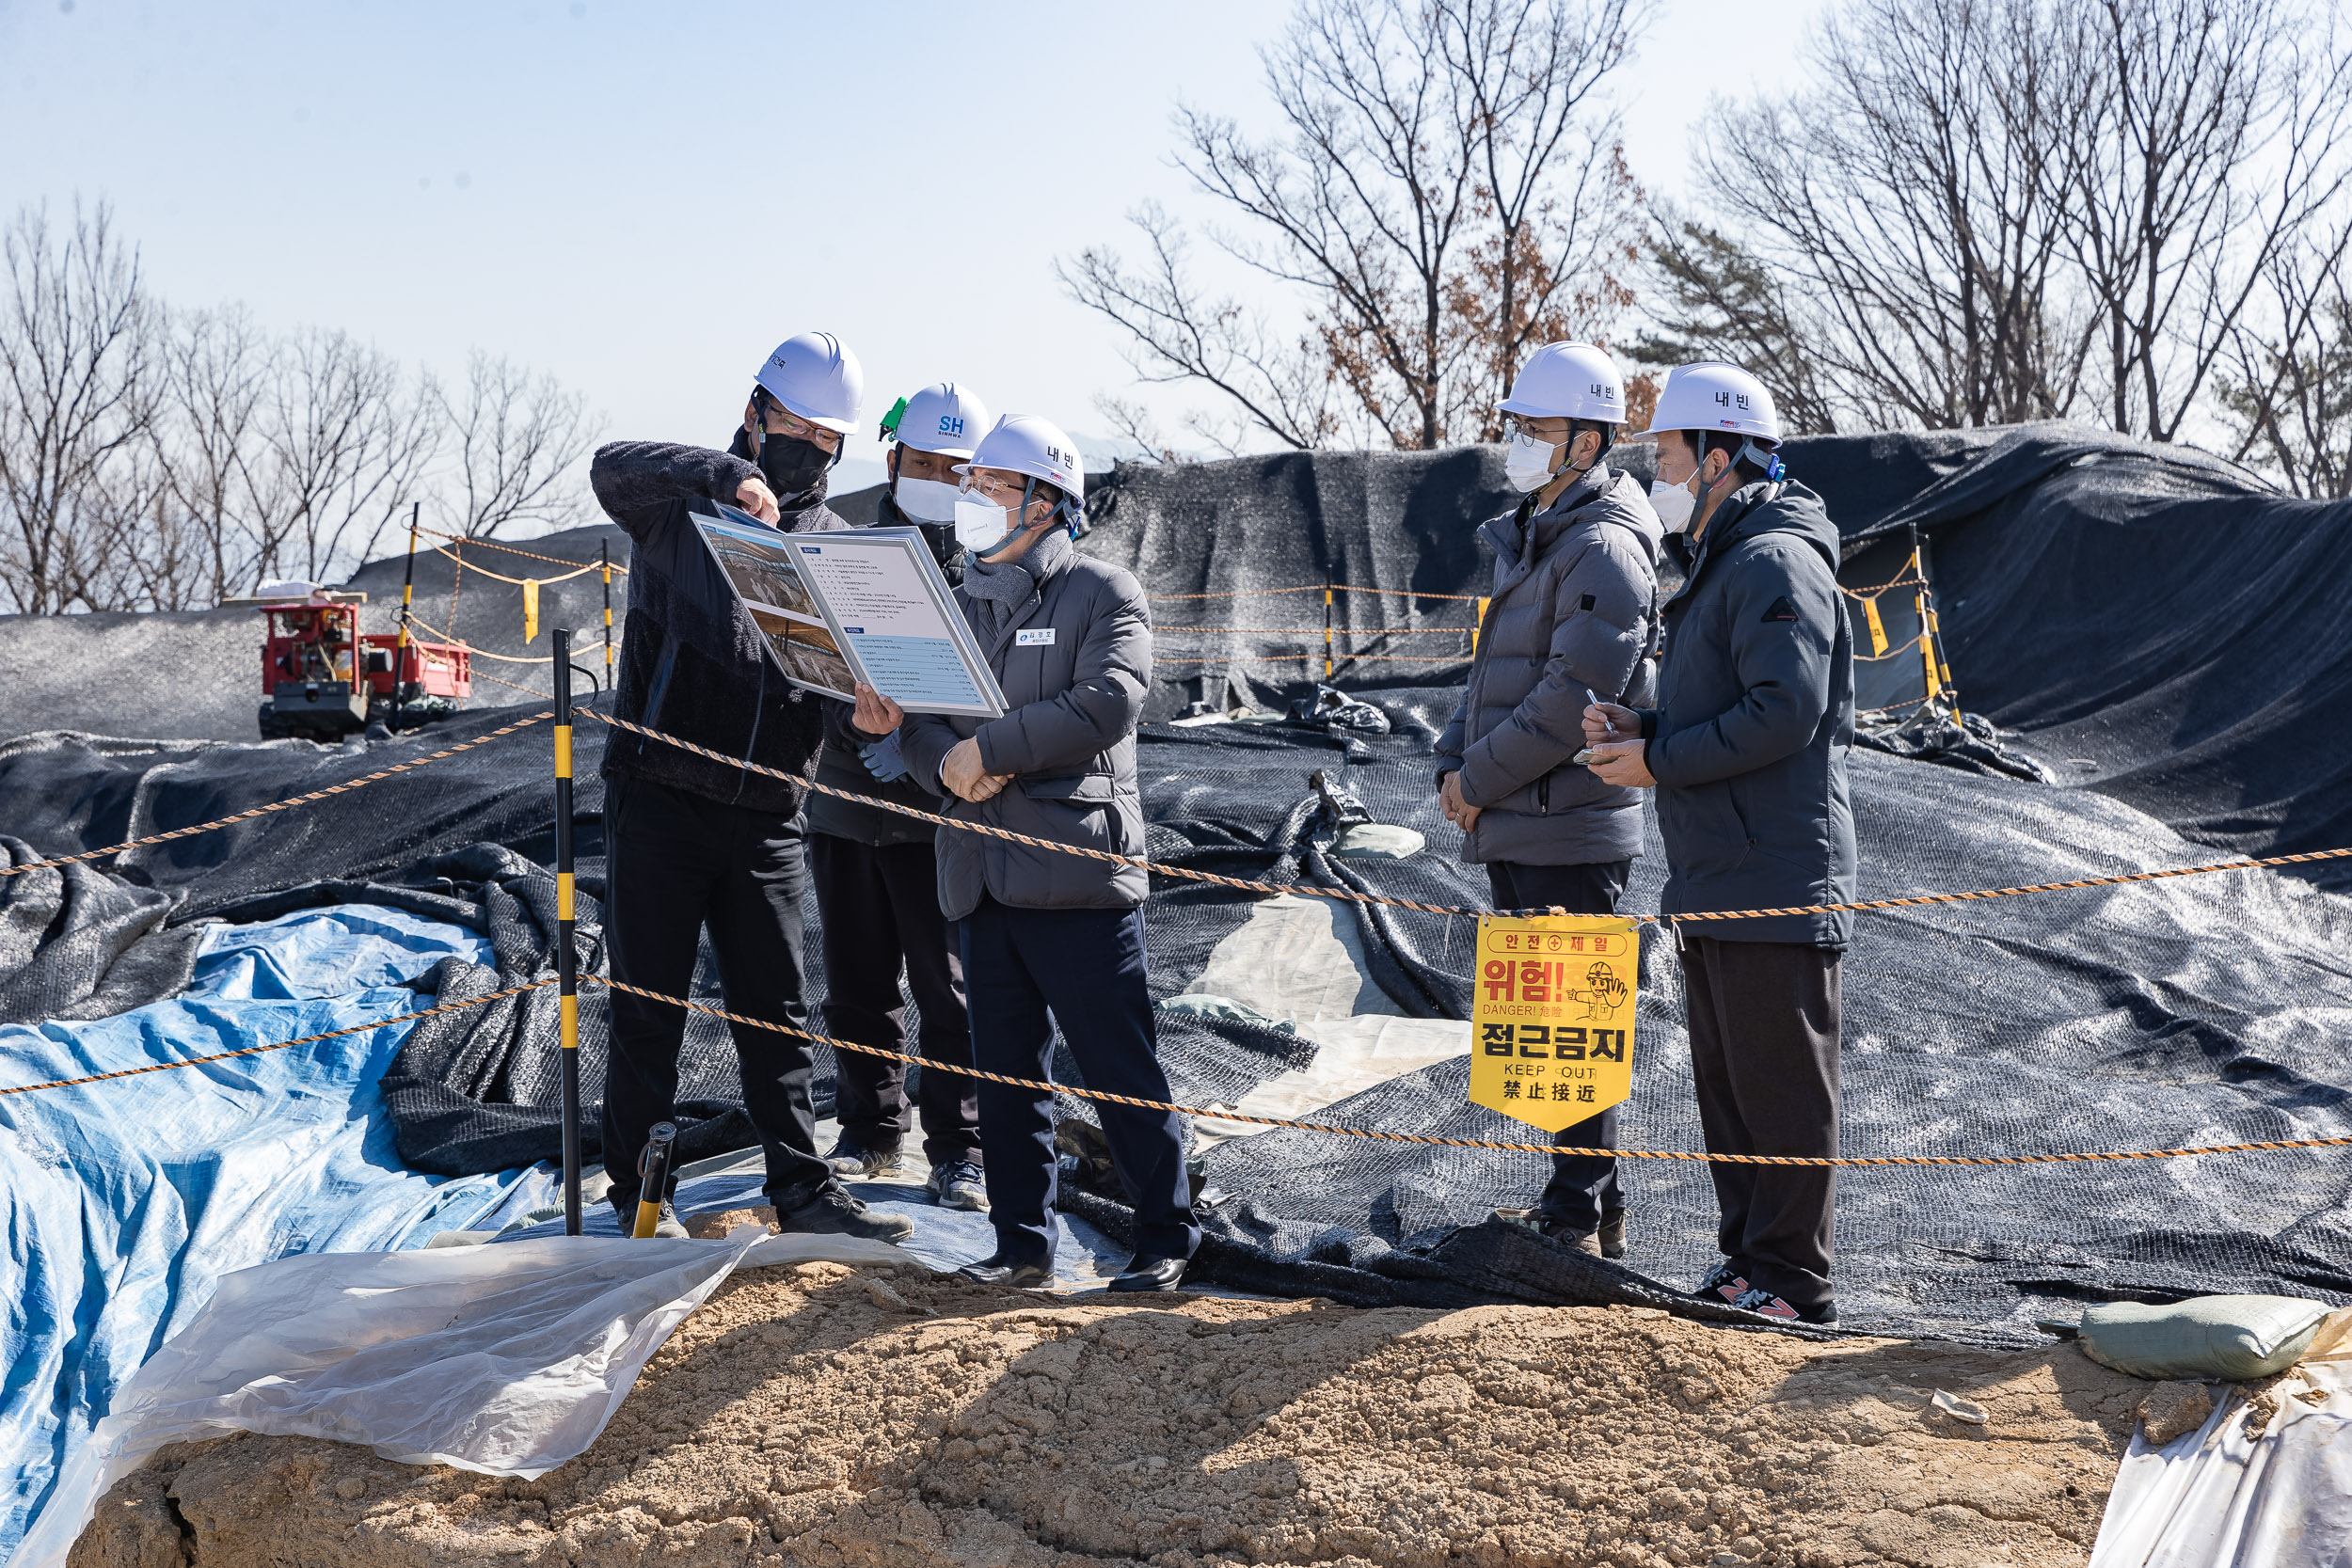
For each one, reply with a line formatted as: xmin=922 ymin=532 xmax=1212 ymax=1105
xmin=591 ymin=433 xmax=837 ymax=815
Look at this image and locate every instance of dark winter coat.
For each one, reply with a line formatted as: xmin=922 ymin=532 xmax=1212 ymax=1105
xmin=1640 ymin=478 xmax=1857 ymax=947
xmin=808 ymin=488 xmax=964 ymax=847
xmin=1434 ymin=467 xmax=1662 ymax=866
xmin=591 ymin=436 xmax=835 ymax=816
xmin=899 ymin=545 xmax=1152 ymax=920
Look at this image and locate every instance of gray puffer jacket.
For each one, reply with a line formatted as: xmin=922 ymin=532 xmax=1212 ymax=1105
xmin=1640 ymin=478 xmax=1857 ymax=947
xmin=899 ymin=544 xmax=1152 ymax=920
xmin=1434 ymin=467 xmax=1662 ymax=866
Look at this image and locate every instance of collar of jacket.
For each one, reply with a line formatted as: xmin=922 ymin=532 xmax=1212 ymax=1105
xmin=1666 ymin=478 xmax=1841 ymax=611
xmin=1479 ymin=464 xmax=1618 ymax=575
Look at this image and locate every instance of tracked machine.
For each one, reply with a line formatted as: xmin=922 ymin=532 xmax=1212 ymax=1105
xmin=256 ymin=593 xmax=472 ymax=741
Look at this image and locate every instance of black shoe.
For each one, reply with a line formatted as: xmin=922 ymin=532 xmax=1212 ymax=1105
xmin=775 ymin=1186 xmax=914 ymax=1243
xmin=959 ymin=1253 xmax=1051 ymax=1289
xmin=824 ymin=1138 xmax=904 ymax=1180
xmin=1729 ymin=1286 xmax=1838 ymax=1325
xmin=1597 ymin=1208 xmax=1627 ymax=1260
xmin=1107 ymin=1255 xmax=1189 ymax=1292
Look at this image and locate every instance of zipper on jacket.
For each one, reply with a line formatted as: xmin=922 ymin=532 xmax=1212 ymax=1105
xmin=1537 ymin=773 xmax=1551 ymax=816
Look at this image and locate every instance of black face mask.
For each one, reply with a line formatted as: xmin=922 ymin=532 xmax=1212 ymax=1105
xmin=757 ymin=433 xmax=831 ymax=499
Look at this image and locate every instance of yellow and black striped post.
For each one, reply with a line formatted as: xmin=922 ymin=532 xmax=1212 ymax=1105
xmin=393 ymin=502 xmax=419 ymax=690
xmin=553 ymin=627 xmax=582 ymax=1234
xmin=1323 ymin=583 xmax=1335 ymax=681
xmin=600 ymin=543 xmax=614 ymax=687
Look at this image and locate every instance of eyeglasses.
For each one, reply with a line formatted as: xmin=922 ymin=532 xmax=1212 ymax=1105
xmin=1501 ymin=415 xmax=1572 ymax=443
xmin=760 ymin=400 xmax=841 ymax=451
xmin=963 ymin=470 xmax=1032 ymax=503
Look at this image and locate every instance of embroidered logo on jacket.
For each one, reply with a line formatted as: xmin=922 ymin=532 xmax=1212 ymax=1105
xmin=1760 ymin=595 xmax=1800 ymax=624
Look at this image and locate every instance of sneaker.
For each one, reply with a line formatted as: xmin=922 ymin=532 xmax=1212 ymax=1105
xmin=928 ymin=1160 xmax=990 ymax=1212
xmin=612 ymin=1198 xmax=688 ymax=1239
xmin=1694 ymin=1259 xmax=1750 ymax=1303
xmin=824 ymin=1138 xmax=903 ymax=1180
xmin=775 ymin=1186 xmax=915 ymax=1243
xmin=1493 ymin=1207 xmax=1605 ymax=1258
xmin=1729 ymin=1286 xmax=1838 ymax=1325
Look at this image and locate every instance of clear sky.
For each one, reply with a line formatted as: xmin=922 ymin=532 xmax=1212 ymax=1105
xmin=0 ymin=0 xmax=1824 ymax=499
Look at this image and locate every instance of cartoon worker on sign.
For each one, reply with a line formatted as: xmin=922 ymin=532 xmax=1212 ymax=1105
xmin=1470 ymin=912 xmax=1642 ymax=1257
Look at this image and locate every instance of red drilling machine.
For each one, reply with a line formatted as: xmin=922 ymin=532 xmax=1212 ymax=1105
xmin=257 ymin=595 xmax=472 ymax=741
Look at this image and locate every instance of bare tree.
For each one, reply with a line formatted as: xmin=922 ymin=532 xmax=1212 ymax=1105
xmin=1444 ymin=1 xmax=1644 ymax=436
xmin=154 ymin=303 xmax=278 ymax=600
xmin=1687 ymin=0 xmax=2091 ymax=431
xmin=262 ymin=327 xmax=438 ymax=580
xmin=1066 ymin=0 xmax=1645 ymax=451
xmin=1059 ymin=203 xmax=1340 ymax=452
xmin=432 ymin=352 xmax=596 ymax=538
xmin=2218 ymin=235 xmax=2352 ymax=496
xmin=2054 ymin=0 xmax=2352 ymax=441
xmin=0 ymin=202 xmax=151 ymax=613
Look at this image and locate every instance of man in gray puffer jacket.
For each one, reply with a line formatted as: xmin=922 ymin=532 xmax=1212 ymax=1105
xmin=1436 ymin=341 xmax=1660 ymax=1259
xmin=1586 ymin=361 xmax=1856 ymax=1327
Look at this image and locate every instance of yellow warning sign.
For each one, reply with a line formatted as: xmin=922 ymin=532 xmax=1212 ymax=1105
xmin=1470 ymin=912 xmax=1640 ymax=1131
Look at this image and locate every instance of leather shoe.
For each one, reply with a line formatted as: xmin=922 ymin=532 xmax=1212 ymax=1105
xmin=959 ymin=1253 xmax=1051 ymax=1289
xmin=1107 ymin=1255 xmax=1189 ymax=1292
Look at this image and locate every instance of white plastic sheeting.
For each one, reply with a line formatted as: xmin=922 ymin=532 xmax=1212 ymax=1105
xmin=1180 ymin=893 xmax=1470 ymax=1147
xmin=16 ymin=1229 xmax=912 ymax=1568
xmin=2090 ymin=1309 xmax=2352 ymax=1567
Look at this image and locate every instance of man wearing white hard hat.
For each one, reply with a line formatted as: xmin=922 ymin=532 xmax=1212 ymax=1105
xmin=887 ymin=414 xmax=1198 ymax=1291
xmin=806 ymin=383 xmax=992 ymax=1210
xmin=1434 ymin=341 xmax=1661 ymax=1260
xmin=588 ymin=331 xmax=913 ymax=1245
xmin=1582 ymin=360 xmax=1857 ymax=1325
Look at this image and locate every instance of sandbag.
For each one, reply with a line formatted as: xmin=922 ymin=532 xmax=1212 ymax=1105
xmin=2078 ymin=1294 xmax=2331 ymax=1382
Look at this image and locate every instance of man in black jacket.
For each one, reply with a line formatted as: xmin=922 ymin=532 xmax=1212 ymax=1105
xmin=810 ymin=382 xmax=991 ymax=1208
xmin=590 ymin=330 xmax=910 ymax=1243
xmin=1584 ymin=360 xmax=1856 ymax=1325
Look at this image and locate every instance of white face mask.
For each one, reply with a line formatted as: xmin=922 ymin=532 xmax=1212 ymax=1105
xmin=1503 ymin=429 xmax=1563 ymax=494
xmin=893 ymin=473 xmax=962 ymax=524
xmin=1648 ymin=469 xmax=1698 ymax=534
xmin=953 ymin=494 xmax=1013 ymax=555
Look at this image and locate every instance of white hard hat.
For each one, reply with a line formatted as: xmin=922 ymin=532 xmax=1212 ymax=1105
xmin=1642 ymin=361 xmax=1781 ymax=442
xmin=956 ymin=414 xmax=1085 ymax=498
xmin=887 ymin=381 xmax=992 ymax=460
xmin=753 ymin=331 xmax=863 ymax=434
xmin=1497 ymin=341 xmax=1626 ymax=423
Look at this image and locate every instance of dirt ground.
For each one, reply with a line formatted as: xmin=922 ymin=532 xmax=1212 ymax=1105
xmin=71 ymin=1260 xmax=2164 ymax=1568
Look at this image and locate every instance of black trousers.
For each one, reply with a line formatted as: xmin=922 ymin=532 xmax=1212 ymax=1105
xmin=960 ymin=897 xmax=1199 ymax=1271
xmin=1682 ymin=934 xmax=1841 ymax=1308
xmin=1486 ymin=860 xmax=1631 ymax=1233
xmin=600 ymin=774 xmax=834 ymax=1212
xmin=808 ymin=832 xmax=979 ymax=1166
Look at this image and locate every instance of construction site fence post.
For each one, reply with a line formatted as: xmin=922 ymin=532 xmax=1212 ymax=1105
xmin=553 ymin=627 xmax=582 ymax=1235
xmin=600 ymin=544 xmax=614 ymax=686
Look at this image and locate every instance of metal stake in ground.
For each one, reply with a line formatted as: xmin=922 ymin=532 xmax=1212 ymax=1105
xmin=600 ymin=544 xmax=614 ymax=688
xmin=553 ymin=627 xmax=582 ymax=1235
xmin=395 ymin=502 xmax=420 ymax=686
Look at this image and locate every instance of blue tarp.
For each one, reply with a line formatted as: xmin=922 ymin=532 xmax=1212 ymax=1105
xmin=0 ymin=906 xmax=560 ymax=1561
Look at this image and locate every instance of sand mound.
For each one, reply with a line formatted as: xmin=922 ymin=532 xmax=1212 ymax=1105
xmin=72 ymin=1262 xmax=2153 ymax=1568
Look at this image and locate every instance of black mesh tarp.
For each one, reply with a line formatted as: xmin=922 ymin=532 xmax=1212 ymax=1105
xmin=2 ymin=424 xmax=2346 ymax=1342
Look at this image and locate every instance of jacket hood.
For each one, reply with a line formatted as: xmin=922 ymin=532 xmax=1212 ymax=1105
xmin=1699 ymin=478 xmax=1837 ymax=574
